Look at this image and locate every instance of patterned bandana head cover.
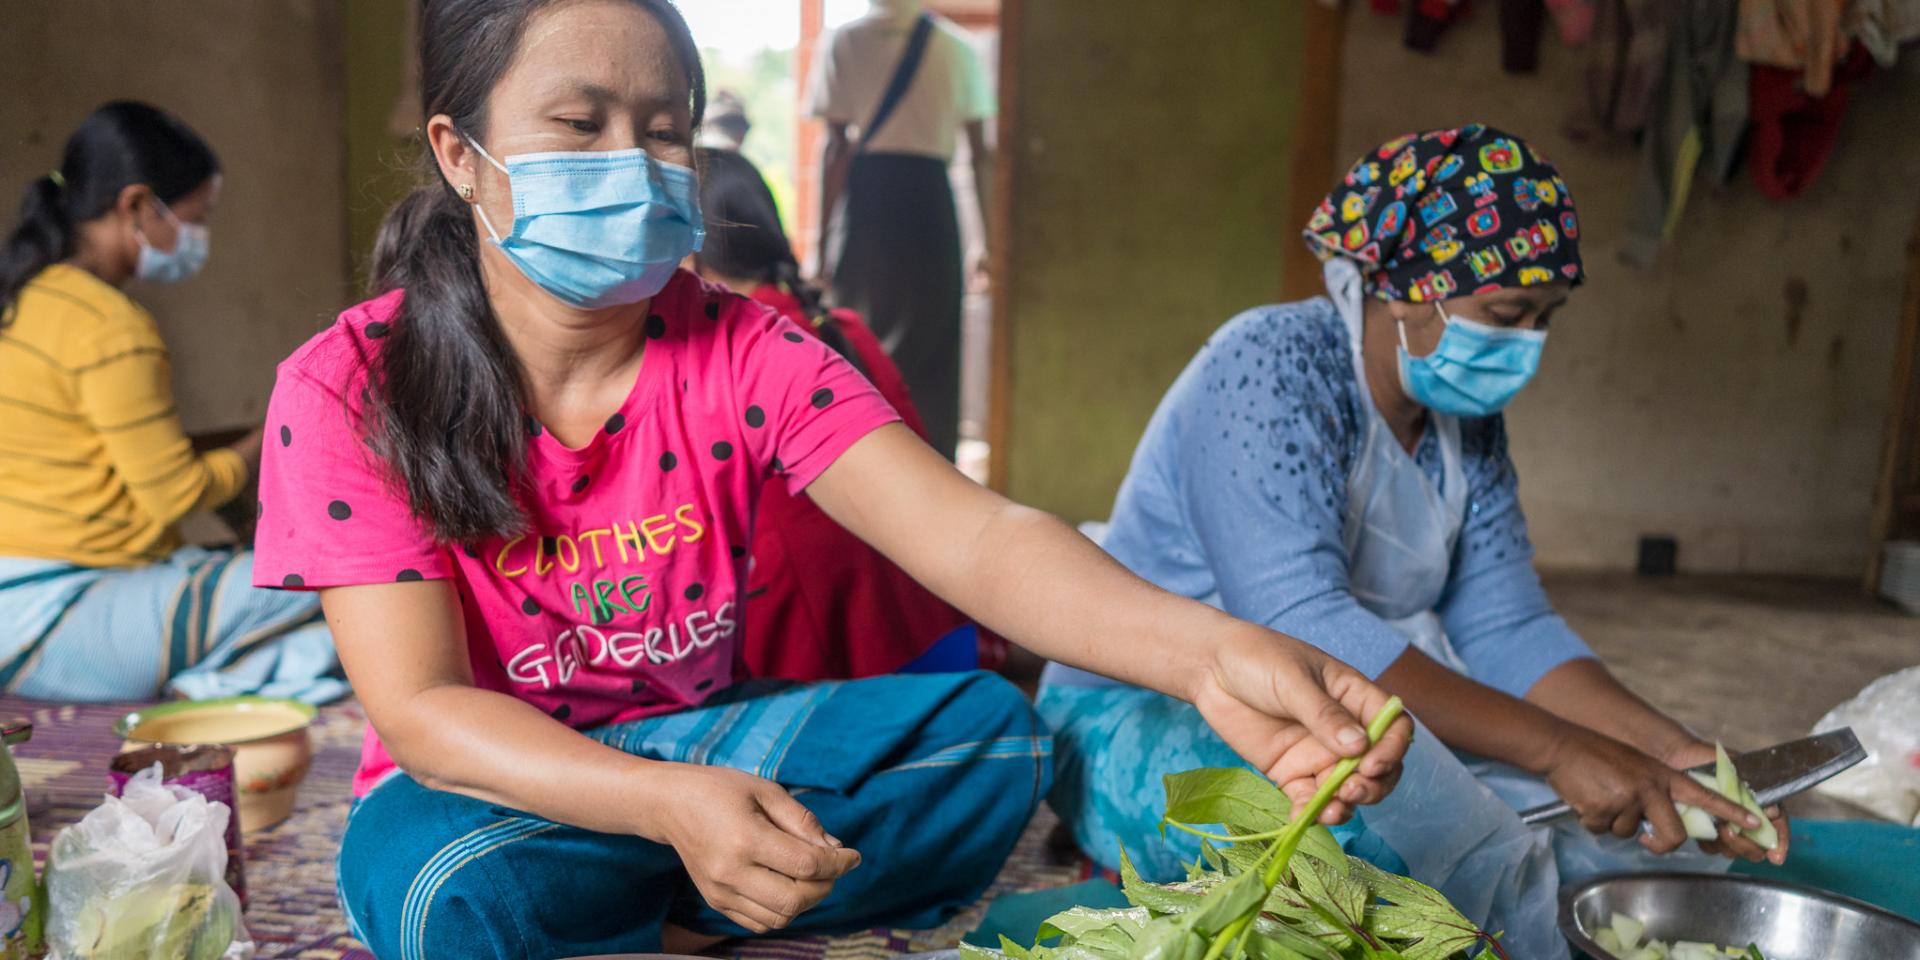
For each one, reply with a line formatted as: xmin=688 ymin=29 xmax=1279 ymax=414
xmin=1304 ymin=124 xmax=1585 ymax=303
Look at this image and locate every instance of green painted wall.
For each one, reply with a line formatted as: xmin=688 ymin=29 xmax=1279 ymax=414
xmin=1001 ymin=1 xmax=1306 ymax=522
xmin=344 ymin=0 xmax=418 ymax=288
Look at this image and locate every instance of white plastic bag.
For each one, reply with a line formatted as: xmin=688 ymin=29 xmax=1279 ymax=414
xmin=45 ymin=765 xmax=253 ymax=960
xmin=1812 ymin=666 xmax=1920 ymax=825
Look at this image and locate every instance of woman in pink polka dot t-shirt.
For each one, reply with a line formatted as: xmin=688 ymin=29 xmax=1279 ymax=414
xmin=256 ymin=2 xmax=1411 ymax=957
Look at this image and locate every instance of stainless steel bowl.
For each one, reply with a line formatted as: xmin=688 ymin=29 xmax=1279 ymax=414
xmin=1560 ymin=872 xmax=1920 ymax=959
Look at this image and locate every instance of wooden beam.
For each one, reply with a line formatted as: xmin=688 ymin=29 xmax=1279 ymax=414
xmin=795 ymin=0 xmax=826 ymax=268
xmin=939 ymin=11 xmax=1001 ymax=29
xmin=985 ymin=0 xmax=1021 ymax=493
xmin=1279 ymin=1 xmax=1346 ymax=302
xmin=1865 ymin=204 xmax=1920 ymax=590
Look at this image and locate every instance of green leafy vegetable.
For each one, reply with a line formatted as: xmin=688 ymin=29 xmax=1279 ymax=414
xmin=963 ymin=697 xmax=1510 ymax=960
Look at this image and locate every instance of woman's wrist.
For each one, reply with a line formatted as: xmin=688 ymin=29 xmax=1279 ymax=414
xmin=1648 ymin=728 xmax=1712 ymax=769
xmin=1595 ymin=703 xmax=1700 ymax=766
xmin=613 ymin=754 xmax=692 ymax=845
xmin=1195 ymin=620 xmax=1282 ymax=705
xmin=1524 ymin=712 xmax=1587 ymax=777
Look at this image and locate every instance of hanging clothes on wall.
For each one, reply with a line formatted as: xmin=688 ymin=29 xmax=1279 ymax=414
xmin=1581 ymin=0 xmax=1672 ymax=138
xmin=1406 ymin=0 xmax=1471 ymax=50
xmin=1747 ymin=45 xmax=1875 ymax=198
xmin=1621 ymin=0 xmax=1748 ymax=267
xmin=1735 ymin=0 xmax=1853 ymax=93
xmin=1397 ymin=0 xmax=1578 ymax=72
xmin=1852 ymin=0 xmax=1920 ymax=65
xmin=1391 ymin=0 xmax=1597 ymax=60
xmin=1547 ymin=0 xmax=1601 ymax=43
xmin=1503 ymin=0 xmax=1549 ymax=70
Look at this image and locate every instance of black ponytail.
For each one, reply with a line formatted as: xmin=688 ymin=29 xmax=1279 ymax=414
xmin=768 ymin=259 xmax=866 ymax=379
xmin=693 ymin=147 xmax=865 ymax=376
xmin=1 ymin=101 xmax=217 ymax=323
xmin=367 ymin=185 xmax=442 ymax=297
xmin=366 ymin=0 xmax=707 ymax=544
xmin=1 ymin=178 xmax=69 ymax=325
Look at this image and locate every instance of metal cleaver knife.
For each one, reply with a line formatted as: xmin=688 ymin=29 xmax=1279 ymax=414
xmin=1517 ymin=727 xmax=1866 ymax=826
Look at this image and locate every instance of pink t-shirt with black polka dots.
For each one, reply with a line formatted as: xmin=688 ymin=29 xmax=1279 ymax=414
xmin=253 ymin=271 xmax=899 ymax=795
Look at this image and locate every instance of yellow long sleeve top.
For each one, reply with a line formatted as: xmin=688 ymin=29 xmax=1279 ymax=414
xmin=0 ymin=264 xmax=247 ymax=567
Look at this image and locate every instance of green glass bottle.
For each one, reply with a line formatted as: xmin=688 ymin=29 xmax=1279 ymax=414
xmin=0 ymin=721 xmax=39 ymax=958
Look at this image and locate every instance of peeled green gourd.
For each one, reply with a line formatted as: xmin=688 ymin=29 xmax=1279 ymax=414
xmin=1673 ymin=743 xmax=1780 ymax=850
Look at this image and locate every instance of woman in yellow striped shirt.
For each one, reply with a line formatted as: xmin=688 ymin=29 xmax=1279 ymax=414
xmin=0 ymin=101 xmax=342 ymax=703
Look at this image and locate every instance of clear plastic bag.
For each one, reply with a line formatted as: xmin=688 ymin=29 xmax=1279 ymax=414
xmin=1812 ymin=666 xmax=1920 ymax=825
xmin=45 ymin=765 xmax=252 ymax=960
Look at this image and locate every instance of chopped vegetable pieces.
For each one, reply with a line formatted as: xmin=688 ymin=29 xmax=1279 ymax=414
xmin=1587 ymin=912 xmax=1768 ymax=960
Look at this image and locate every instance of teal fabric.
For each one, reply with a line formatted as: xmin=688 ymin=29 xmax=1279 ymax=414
xmin=1730 ymin=819 xmax=1920 ymax=921
xmin=963 ymin=880 xmax=1131 ymax=948
xmin=338 ymin=672 xmax=1052 ymax=960
xmin=0 ymin=547 xmax=340 ymax=702
xmin=1035 ymin=681 xmax=1406 ymax=883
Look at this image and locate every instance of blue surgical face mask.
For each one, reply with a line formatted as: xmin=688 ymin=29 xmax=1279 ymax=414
xmin=467 ymin=137 xmax=705 ymax=310
xmin=1396 ymin=303 xmax=1546 ymax=417
xmin=135 ymin=197 xmax=210 ymax=284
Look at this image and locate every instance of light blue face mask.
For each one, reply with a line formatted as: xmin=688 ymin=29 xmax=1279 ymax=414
xmin=1396 ymin=303 xmax=1546 ymax=417
xmin=135 ymin=196 xmax=210 ymax=284
xmin=467 ymin=137 xmax=704 ymax=309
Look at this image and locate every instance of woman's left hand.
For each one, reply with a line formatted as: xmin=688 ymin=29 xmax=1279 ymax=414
xmin=1191 ymin=627 xmax=1414 ymax=825
xmin=1664 ymin=739 xmax=1791 ymax=865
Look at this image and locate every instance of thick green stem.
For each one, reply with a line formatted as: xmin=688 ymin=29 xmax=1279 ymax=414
xmin=1201 ymin=915 xmax=1254 ymax=960
xmin=1261 ymin=697 xmax=1405 ymax=887
xmin=1202 ymin=697 xmax=1406 ymax=960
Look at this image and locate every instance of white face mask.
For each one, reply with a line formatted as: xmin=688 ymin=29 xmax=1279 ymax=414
xmin=135 ymin=196 xmax=210 ymax=284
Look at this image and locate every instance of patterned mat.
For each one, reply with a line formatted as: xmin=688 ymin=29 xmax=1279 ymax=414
xmin=2 ymin=696 xmax=373 ymax=959
xmin=0 ymin=696 xmax=1082 ymax=960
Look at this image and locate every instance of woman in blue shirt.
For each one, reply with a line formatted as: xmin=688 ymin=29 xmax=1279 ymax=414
xmin=1039 ymin=126 xmax=1790 ymax=960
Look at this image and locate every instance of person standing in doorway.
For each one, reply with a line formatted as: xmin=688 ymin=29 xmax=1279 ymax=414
xmin=808 ymin=0 xmax=993 ymax=461
xmin=695 ymin=90 xmax=750 ymax=153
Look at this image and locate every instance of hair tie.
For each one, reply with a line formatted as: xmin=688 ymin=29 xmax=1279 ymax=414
xmin=47 ymin=170 xmax=66 ymax=190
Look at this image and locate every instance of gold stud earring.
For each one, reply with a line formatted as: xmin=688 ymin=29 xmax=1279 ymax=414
xmin=458 ymin=184 xmax=475 ymax=201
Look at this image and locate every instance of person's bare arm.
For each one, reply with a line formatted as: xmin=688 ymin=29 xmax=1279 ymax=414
xmin=320 ymin=581 xmax=858 ymax=932
xmin=1377 ymin=647 xmax=1763 ymax=854
xmin=324 ymin=580 xmax=660 ymax=827
xmin=227 ymin=427 xmax=264 ymax=478
xmin=1378 ymin=647 xmax=1568 ymax=773
xmin=816 ymin=123 xmax=854 ymax=281
xmin=195 ymin=427 xmax=263 ymax=542
xmin=190 ymin=425 xmax=261 ymax=469
xmin=805 ymin=424 xmax=1412 ymax=821
xmin=1524 ymin=657 xmax=1696 ymax=761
